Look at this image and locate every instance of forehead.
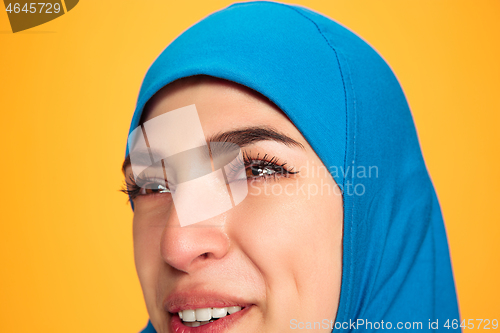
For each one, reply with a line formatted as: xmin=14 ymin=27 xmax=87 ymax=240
xmin=141 ymin=77 xmax=298 ymax=136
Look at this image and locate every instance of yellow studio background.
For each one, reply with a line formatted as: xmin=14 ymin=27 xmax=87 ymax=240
xmin=0 ymin=1 xmax=498 ymax=332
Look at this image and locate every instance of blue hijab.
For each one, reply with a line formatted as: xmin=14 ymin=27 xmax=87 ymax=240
xmin=128 ymin=2 xmax=460 ymax=332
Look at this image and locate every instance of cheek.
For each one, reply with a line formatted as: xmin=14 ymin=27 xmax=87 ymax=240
xmin=132 ymin=212 xmax=166 ymax=302
xmin=132 ymin=198 xmax=172 ymax=262
xmin=230 ymin=178 xmax=343 ymax=319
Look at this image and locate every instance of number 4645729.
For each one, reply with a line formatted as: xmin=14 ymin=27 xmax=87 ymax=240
xmin=444 ymin=319 xmax=498 ymax=329
xmin=6 ymin=3 xmax=61 ymax=14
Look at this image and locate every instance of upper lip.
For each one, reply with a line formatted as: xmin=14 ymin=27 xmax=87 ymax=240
xmin=164 ymin=291 xmax=253 ymax=313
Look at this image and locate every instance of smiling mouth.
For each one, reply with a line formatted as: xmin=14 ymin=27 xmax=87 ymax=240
xmin=177 ymin=306 xmax=244 ymax=327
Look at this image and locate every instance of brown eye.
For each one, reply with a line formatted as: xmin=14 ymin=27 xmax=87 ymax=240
xmin=246 ymin=165 xmax=264 ymax=178
xmin=145 ymin=188 xmax=160 ymax=195
xmin=245 ymin=163 xmax=280 ymax=179
xmin=140 ymin=184 xmax=171 ymax=195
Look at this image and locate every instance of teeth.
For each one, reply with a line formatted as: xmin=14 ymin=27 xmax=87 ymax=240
xmin=179 ymin=306 xmax=244 ymax=323
xmin=182 ymin=309 xmax=196 ymax=322
xmin=186 ymin=321 xmax=200 ymax=327
xmin=212 ymin=307 xmax=227 ymax=318
xmin=195 ymin=308 xmax=212 ymax=321
xmin=228 ymin=306 xmax=242 ymax=314
xmin=184 ymin=320 xmax=211 ymax=327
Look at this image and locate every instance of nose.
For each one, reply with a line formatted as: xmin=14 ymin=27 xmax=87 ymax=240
xmin=160 ymin=206 xmax=230 ymax=273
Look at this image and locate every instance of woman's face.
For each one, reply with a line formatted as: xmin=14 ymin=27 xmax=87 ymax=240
xmin=124 ymin=77 xmax=343 ymax=333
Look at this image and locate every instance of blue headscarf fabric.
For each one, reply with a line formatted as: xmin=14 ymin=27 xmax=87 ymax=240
xmin=128 ymin=2 xmax=460 ymax=332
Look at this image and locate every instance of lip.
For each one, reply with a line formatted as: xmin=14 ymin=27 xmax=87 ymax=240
xmin=164 ymin=291 xmax=252 ymax=313
xmin=164 ymin=291 xmax=254 ymax=333
xmin=170 ymin=306 xmax=251 ymax=333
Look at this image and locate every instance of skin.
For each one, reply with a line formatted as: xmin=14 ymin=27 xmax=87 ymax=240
xmin=124 ymin=76 xmax=343 ymax=332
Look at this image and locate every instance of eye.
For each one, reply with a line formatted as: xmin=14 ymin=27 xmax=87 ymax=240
xmin=245 ymin=161 xmax=287 ymax=179
xmin=121 ymin=175 xmax=172 ymax=201
xmin=242 ymin=152 xmax=298 ymax=181
xmin=139 ymin=183 xmax=171 ymax=195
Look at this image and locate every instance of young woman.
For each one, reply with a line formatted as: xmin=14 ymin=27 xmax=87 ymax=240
xmin=122 ymin=2 xmax=460 ymax=332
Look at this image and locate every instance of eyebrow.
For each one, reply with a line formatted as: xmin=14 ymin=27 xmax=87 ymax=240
xmin=122 ymin=126 xmax=305 ymax=174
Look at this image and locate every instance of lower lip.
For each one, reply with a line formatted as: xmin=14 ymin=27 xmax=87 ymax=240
xmin=170 ymin=307 xmax=251 ymax=333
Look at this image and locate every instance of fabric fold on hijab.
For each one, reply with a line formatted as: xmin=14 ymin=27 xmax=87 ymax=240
xmin=128 ymin=2 xmax=460 ymax=332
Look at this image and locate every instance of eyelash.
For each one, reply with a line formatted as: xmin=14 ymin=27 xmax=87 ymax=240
xmin=121 ymin=151 xmax=298 ymax=200
xmin=240 ymin=150 xmax=298 ymax=181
